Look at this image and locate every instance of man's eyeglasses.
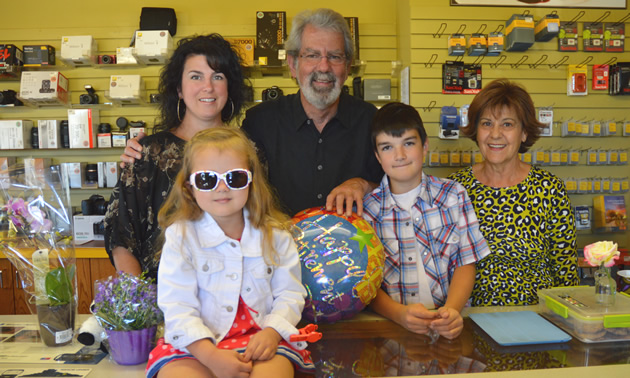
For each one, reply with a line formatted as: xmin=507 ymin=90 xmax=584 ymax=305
xmin=189 ymin=169 xmax=252 ymax=191
xmin=298 ymin=53 xmax=347 ymax=66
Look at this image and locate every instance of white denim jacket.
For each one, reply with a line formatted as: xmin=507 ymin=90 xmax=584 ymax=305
xmin=158 ymin=210 xmax=307 ymax=352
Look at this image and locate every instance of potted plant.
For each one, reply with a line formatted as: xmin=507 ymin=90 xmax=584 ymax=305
xmin=37 ymin=265 xmax=76 ymax=346
xmin=92 ymin=272 xmax=163 ymax=365
xmin=0 ymin=166 xmax=77 ymax=347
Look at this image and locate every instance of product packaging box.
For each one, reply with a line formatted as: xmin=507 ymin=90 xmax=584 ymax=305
xmin=226 ymin=38 xmax=254 ymax=67
xmin=0 ymin=44 xmax=24 ymax=80
xmin=60 ymin=36 xmax=97 ymax=66
xmin=467 ymin=33 xmax=487 ymax=56
xmin=255 ymin=11 xmax=286 ymax=66
xmin=362 ymin=79 xmax=391 ymax=101
xmin=558 ymin=22 xmax=579 ymax=52
xmin=583 ymin=23 xmax=604 ymax=52
xmin=97 ymin=133 xmax=112 ymax=148
xmin=103 ymin=161 xmax=119 ymax=188
xmin=604 ymin=23 xmax=625 ymax=52
xmin=111 ymin=132 xmax=127 ymax=147
xmin=447 ymin=34 xmax=467 ymax=56
xmin=108 ymin=75 xmax=144 ymax=104
xmin=134 ymin=30 xmax=173 ymax=64
xmin=593 ymin=195 xmax=627 ymax=232
xmin=534 ymin=14 xmax=560 ymax=42
xmin=23 ymin=45 xmax=56 ymax=67
xmin=67 ymin=109 xmax=96 ymax=149
xmin=344 ymin=17 xmax=360 ymax=61
xmin=0 ymin=157 xmax=17 ymax=189
xmin=73 ymin=215 xmax=105 ymax=244
xmin=37 ymin=120 xmax=59 ymax=149
xmin=61 ymin=162 xmax=84 ymax=189
xmin=505 ymin=14 xmax=535 ymax=52
xmin=539 ymin=286 xmax=630 ymax=343
xmin=116 ymin=47 xmax=138 ymax=65
xmin=486 ymin=32 xmax=504 ymax=56
xmin=20 ymin=71 xmax=69 ymax=105
xmin=0 ymin=120 xmax=33 ymax=149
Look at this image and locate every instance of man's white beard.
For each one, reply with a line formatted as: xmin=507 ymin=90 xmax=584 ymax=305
xmin=298 ymin=70 xmax=343 ymax=110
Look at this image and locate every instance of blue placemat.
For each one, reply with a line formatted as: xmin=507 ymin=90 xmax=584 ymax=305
xmin=469 ymin=311 xmax=571 ymax=346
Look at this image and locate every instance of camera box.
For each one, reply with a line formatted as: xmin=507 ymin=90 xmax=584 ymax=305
xmin=0 ymin=120 xmax=33 ymax=149
xmin=37 ymin=120 xmax=59 ymax=149
xmin=116 ymin=47 xmax=138 ymax=65
xmin=109 ymin=75 xmax=144 ymax=104
xmin=61 ymin=162 xmax=84 ymax=189
xmin=363 ymin=79 xmax=391 ymax=101
xmin=0 ymin=157 xmax=16 ymax=189
xmin=60 ymin=36 xmax=97 ymax=66
xmin=101 ymin=161 xmax=118 ymax=188
xmin=67 ymin=109 xmax=96 ymax=149
xmin=97 ymin=133 xmax=112 ymax=148
xmin=255 ymin=11 xmax=286 ymax=66
xmin=20 ymin=71 xmax=69 ymax=105
xmin=23 ymin=45 xmax=56 ymax=67
xmin=73 ymin=215 xmax=105 ymax=244
xmin=345 ymin=17 xmax=360 ymax=61
xmin=111 ymin=132 xmax=127 ymax=147
xmin=134 ymin=30 xmax=173 ymax=64
xmin=0 ymin=44 xmax=24 ymax=80
xmin=226 ymin=38 xmax=254 ymax=67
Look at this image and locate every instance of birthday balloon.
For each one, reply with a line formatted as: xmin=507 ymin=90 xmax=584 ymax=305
xmin=291 ymin=207 xmax=385 ymax=323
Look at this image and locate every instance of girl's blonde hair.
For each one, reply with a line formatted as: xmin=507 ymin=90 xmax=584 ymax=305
xmin=158 ymin=127 xmax=290 ymax=263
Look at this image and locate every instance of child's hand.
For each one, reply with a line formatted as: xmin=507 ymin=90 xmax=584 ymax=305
xmin=399 ymin=303 xmax=438 ymax=335
xmin=242 ymin=327 xmax=282 ymax=361
xmin=200 ymin=348 xmax=252 ymax=377
xmin=430 ymin=307 xmax=463 ymax=340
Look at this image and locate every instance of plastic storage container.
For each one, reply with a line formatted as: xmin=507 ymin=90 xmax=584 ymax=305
xmin=538 ymin=286 xmax=630 ymax=343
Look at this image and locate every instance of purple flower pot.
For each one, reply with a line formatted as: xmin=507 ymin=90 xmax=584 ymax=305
xmin=106 ymin=326 xmax=156 ymax=365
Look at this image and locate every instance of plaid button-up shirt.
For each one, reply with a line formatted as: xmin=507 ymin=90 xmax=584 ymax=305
xmin=363 ymin=173 xmax=490 ymax=307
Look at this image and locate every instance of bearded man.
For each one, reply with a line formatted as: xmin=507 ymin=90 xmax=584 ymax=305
xmin=241 ymin=8 xmax=383 ymax=216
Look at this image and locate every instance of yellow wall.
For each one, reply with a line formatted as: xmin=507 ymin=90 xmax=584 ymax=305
xmin=1 ymin=0 xmax=629 ymax=247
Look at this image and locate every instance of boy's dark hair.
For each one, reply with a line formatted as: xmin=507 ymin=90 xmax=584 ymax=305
xmin=370 ymin=102 xmax=428 ymax=150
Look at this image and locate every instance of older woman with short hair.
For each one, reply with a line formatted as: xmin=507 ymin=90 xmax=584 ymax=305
xmin=449 ymin=78 xmax=578 ymax=306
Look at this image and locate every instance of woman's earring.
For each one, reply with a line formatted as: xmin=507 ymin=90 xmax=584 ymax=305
xmin=177 ymin=98 xmax=184 ymax=122
xmin=227 ymin=98 xmax=235 ymax=120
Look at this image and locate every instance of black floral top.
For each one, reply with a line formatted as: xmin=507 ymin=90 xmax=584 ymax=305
xmin=448 ymin=166 xmax=579 ymax=306
xmin=104 ymin=131 xmax=186 ymax=280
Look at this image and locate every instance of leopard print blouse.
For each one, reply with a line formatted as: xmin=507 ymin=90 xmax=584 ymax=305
xmin=448 ymin=166 xmax=579 ymax=306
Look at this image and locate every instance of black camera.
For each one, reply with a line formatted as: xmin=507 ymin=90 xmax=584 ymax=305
xmin=81 ymin=194 xmax=108 ymax=216
xmin=262 ymin=86 xmax=283 ymax=101
xmin=79 ymin=85 xmax=99 ymax=105
xmin=93 ymin=219 xmax=105 ymax=235
xmin=149 ymin=93 xmax=162 ymax=103
xmin=98 ymin=54 xmax=116 ymax=64
xmin=39 ymin=80 xmax=54 ymax=93
xmin=0 ymin=90 xmax=17 ymax=105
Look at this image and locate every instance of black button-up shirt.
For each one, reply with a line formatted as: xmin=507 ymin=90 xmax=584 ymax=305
xmin=241 ymin=91 xmax=383 ymax=216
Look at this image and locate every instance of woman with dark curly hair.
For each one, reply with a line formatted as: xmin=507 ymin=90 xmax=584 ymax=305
xmin=104 ymin=34 xmax=247 ymax=279
xmin=448 ymin=78 xmax=578 ymax=306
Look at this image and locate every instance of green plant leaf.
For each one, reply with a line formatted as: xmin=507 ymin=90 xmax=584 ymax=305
xmin=45 ymin=266 xmax=74 ymax=306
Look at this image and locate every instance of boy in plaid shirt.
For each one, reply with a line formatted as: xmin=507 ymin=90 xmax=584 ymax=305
xmin=363 ymin=102 xmax=490 ymax=339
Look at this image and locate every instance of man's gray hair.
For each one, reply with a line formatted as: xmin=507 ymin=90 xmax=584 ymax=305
xmin=285 ymin=8 xmax=354 ymax=64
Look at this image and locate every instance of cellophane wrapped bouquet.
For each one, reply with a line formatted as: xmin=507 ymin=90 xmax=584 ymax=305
xmin=0 ymin=164 xmax=76 ymax=346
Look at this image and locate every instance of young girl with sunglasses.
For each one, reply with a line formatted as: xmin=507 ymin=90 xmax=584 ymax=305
xmin=146 ymin=128 xmax=313 ymax=377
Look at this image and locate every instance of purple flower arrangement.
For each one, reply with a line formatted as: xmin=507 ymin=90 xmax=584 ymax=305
xmin=93 ymin=272 xmax=163 ymax=331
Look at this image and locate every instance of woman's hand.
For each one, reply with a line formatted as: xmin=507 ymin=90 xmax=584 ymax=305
xmin=242 ymin=327 xmax=282 ymax=362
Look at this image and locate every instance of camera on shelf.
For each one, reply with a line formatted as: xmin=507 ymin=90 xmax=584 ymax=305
xmin=79 ymin=85 xmax=99 ymax=105
xmin=149 ymin=93 xmax=162 ymax=104
xmin=98 ymin=54 xmax=116 ymax=64
xmin=262 ymin=86 xmax=283 ymax=101
xmin=81 ymin=194 xmax=108 ymax=216
xmin=0 ymin=89 xmax=22 ymax=106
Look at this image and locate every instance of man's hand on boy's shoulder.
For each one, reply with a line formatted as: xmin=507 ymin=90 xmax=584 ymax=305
xmin=429 ymin=307 xmax=463 ymax=340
